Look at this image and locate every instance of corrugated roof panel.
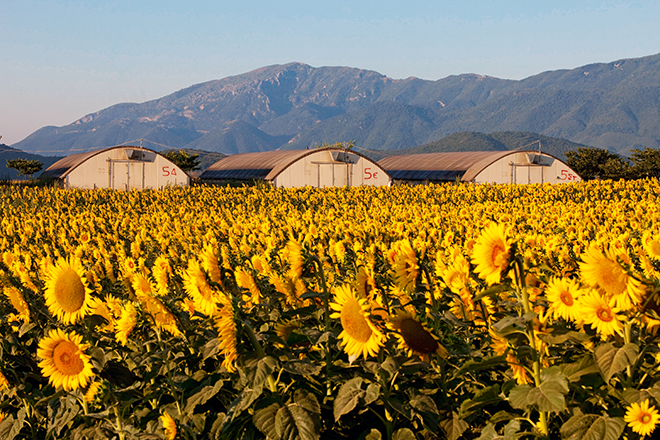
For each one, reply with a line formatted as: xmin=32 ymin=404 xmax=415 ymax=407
xmin=41 ymin=145 xmax=158 ymax=179
xmin=380 ymin=151 xmax=521 ymax=182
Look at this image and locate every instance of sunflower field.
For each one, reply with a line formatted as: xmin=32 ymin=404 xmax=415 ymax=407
xmin=2 ymin=180 xmax=660 ymax=439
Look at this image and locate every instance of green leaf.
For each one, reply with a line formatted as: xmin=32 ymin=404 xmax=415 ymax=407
xmin=223 ymin=387 xmax=263 ymax=427
xmin=648 ymin=382 xmax=660 ymax=403
xmin=275 ymin=404 xmax=320 ymax=440
xmin=455 ymin=356 xmax=507 ymax=377
xmin=282 ymin=360 xmax=322 ymax=376
xmin=202 ymin=338 xmax=221 ymax=361
xmin=509 ymin=367 xmax=568 ymax=413
xmin=365 ymin=429 xmax=383 ymax=440
xmin=621 ymin=387 xmax=653 ymax=405
xmin=459 ymin=384 xmax=502 ymax=418
xmin=0 ymin=412 xmax=25 ymax=440
xmin=185 ymin=379 xmax=224 ymax=413
xmin=595 ymin=343 xmax=639 ymax=382
xmin=476 ymin=420 xmax=520 ymax=440
xmin=392 ymin=428 xmax=416 ymax=440
xmin=409 ymin=394 xmax=440 ymax=432
xmin=253 ymin=402 xmax=281 ymax=440
xmin=253 ymin=356 xmax=279 ymax=388
xmin=293 ymin=389 xmax=320 ymax=415
xmin=560 ymin=413 xmax=625 ymax=440
xmin=474 ymin=284 xmax=511 ymax=301
xmin=333 ymin=377 xmax=365 ymax=422
xmin=48 ymin=395 xmax=80 ymax=437
xmin=18 ymin=322 xmax=36 ymax=337
xmin=439 ymin=412 xmax=469 ymax=440
xmin=364 ymin=383 xmax=381 ymax=406
xmin=560 ymin=356 xmax=600 ymax=382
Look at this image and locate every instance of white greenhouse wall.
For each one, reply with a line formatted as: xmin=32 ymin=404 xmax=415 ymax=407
xmin=472 ymin=152 xmax=581 ymax=184
xmin=63 ymin=149 xmax=189 ymax=190
xmin=272 ymin=150 xmax=390 ymax=188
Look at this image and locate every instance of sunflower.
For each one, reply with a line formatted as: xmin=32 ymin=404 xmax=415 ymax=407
xmin=472 ymin=223 xmax=510 ymax=285
xmin=275 ymin=320 xmax=300 ymax=343
xmin=115 ymin=303 xmax=138 ymax=346
xmin=161 ymin=411 xmax=177 ymax=440
xmin=330 ymin=284 xmax=385 ymax=360
xmin=151 ymin=255 xmax=171 ymax=296
xmin=625 ymin=399 xmax=660 ymax=437
xmin=506 ymin=352 xmax=532 ymax=385
xmin=579 ymin=245 xmax=645 ymax=310
xmin=84 ymin=380 xmax=104 ymax=404
xmin=182 ymin=259 xmax=219 ymax=316
xmin=43 ymin=256 xmax=94 ymax=324
xmin=270 ymin=272 xmax=306 ymax=307
xmin=213 ymin=293 xmax=239 ymax=372
xmin=200 ymin=244 xmax=223 ymax=285
xmin=579 ymin=290 xmax=623 ymax=338
xmin=389 ymin=310 xmax=445 ymax=361
xmin=89 ymin=296 xmax=116 ymax=333
xmin=643 ymin=233 xmax=660 ymax=261
xmin=356 ymin=266 xmax=376 ymax=299
xmin=0 ymin=371 xmax=9 ymax=390
xmin=285 ymin=240 xmax=304 ymax=278
xmin=235 ymin=267 xmax=261 ymax=306
xmin=136 ymin=288 xmax=181 ymax=338
xmin=251 ymin=254 xmax=271 ymax=276
xmin=391 ymin=240 xmax=419 ymax=291
xmin=37 ymin=328 xmax=95 ymax=391
xmin=546 ymin=277 xmax=583 ymax=322
xmin=3 ymin=286 xmax=30 ymax=323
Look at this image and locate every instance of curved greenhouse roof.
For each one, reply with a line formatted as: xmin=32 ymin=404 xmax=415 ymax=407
xmin=379 ymin=150 xmax=581 ymax=184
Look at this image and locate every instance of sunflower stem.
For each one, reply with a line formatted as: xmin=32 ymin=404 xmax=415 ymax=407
xmin=113 ymin=406 xmax=125 ymax=440
xmin=243 ymin=322 xmax=278 ymax=394
xmin=310 ymin=255 xmax=331 ymax=332
xmin=516 ymin=256 xmax=549 ymax=436
xmin=624 ymin=320 xmax=633 ymax=382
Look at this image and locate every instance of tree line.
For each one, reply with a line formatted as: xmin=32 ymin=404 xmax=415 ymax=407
xmin=565 ymin=146 xmax=660 ymax=180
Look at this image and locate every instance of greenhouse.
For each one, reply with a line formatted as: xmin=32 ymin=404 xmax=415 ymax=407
xmin=199 ymin=147 xmax=391 ymax=188
xmin=41 ymin=145 xmax=189 ymax=190
xmin=378 ymin=150 xmax=581 ymax=184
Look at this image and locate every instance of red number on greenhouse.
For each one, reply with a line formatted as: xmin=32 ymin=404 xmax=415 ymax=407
xmin=364 ymin=168 xmax=378 ymax=180
xmin=162 ymin=167 xmax=178 ymax=177
xmin=560 ymin=169 xmax=577 ymax=181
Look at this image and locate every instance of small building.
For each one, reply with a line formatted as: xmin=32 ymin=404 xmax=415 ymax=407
xmin=200 ymin=148 xmax=391 ymax=188
xmin=378 ymin=150 xmax=581 ymax=184
xmin=41 ymin=146 xmax=189 ymax=190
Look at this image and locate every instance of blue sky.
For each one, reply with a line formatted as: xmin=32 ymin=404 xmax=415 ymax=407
xmin=1 ymin=0 xmax=659 ymax=145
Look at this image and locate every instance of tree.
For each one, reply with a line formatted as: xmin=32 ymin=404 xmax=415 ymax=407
xmin=162 ymin=150 xmax=200 ymax=172
xmin=6 ymin=158 xmax=43 ymax=180
xmin=629 ymin=147 xmax=660 ymax=179
xmin=564 ymin=147 xmax=630 ymax=180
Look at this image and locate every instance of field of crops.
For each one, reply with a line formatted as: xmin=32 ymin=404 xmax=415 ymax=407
xmin=1 ymin=180 xmax=660 ymax=439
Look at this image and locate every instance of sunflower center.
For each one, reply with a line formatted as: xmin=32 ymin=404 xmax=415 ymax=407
xmin=596 ymin=307 xmax=613 ymax=322
xmin=341 ymin=299 xmax=373 ymax=343
xmin=400 ymin=318 xmax=438 ymax=354
xmin=491 ymin=244 xmax=508 ymax=268
xmin=54 ymin=268 xmax=86 ymax=313
xmin=597 ymin=262 xmax=627 ymax=296
xmin=642 ymin=413 xmax=651 ymax=423
xmin=560 ymin=291 xmax=574 ymax=306
xmin=53 ymin=340 xmax=84 ymax=375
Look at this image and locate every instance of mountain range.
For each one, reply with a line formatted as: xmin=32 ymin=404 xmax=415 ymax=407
xmin=12 ymin=53 xmax=660 ymax=156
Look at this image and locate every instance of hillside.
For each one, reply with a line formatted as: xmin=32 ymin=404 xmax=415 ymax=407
xmin=11 ymin=53 xmax=660 ymax=156
xmin=359 ymin=132 xmax=591 ymax=162
xmin=0 ymin=144 xmax=62 ymax=180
